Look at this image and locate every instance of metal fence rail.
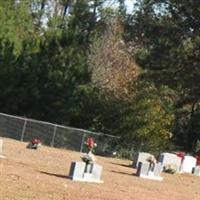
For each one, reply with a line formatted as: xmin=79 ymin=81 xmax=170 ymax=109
xmin=0 ymin=112 xmax=119 ymax=154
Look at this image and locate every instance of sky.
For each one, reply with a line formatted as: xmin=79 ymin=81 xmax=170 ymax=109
xmin=125 ymin=0 xmax=136 ymax=13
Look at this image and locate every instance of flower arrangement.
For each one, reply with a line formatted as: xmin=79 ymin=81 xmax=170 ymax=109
xmin=84 ymin=137 xmax=97 ymax=153
xmin=176 ymin=151 xmax=185 ymax=162
xmin=82 ymin=151 xmax=96 ymax=165
xmin=27 ymin=138 xmax=42 ymax=149
xmin=146 ymin=155 xmax=157 ymax=165
xmin=81 ymin=137 xmax=97 ymax=164
xmin=163 ymin=164 xmax=178 ymax=174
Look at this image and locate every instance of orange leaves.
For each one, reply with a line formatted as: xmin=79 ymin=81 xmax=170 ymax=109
xmin=88 ymin=19 xmax=139 ymax=100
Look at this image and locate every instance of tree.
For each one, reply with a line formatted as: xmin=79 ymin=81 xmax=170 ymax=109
xmin=88 ymin=18 xmax=139 ymax=100
xmin=125 ymin=0 xmax=200 ymax=152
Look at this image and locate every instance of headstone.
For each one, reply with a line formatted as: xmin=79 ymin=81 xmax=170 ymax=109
xmin=69 ymin=161 xmax=85 ymax=180
xmin=136 ymin=162 xmax=149 ymax=176
xmin=136 ymin=162 xmax=163 ymax=181
xmin=159 ymin=153 xmax=182 ymax=172
xmin=69 ymin=161 xmax=103 ymax=183
xmin=152 ymin=163 xmax=163 ymax=177
xmin=92 ymin=164 xmax=103 ymax=181
xmin=134 ymin=152 xmax=153 ymax=168
xmin=192 ymin=166 xmax=200 ymax=176
xmin=84 ymin=163 xmax=93 ymax=173
xmin=181 ymin=156 xmax=197 ymax=173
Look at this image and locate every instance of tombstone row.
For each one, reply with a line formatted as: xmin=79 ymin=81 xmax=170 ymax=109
xmin=134 ymin=152 xmax=200 ymax=181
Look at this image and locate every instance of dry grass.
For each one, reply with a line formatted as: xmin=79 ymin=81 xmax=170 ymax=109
xmin=0 ymin=138 xmax=200 ymax=200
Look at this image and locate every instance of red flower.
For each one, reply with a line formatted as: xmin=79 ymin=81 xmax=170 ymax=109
xmin=176 ymin=151 xmax=185 ymax=162
xmin=85 ymin=137 xmax=95 ymax=149
xmin=31 ymin=138 xmax=41 ymax=145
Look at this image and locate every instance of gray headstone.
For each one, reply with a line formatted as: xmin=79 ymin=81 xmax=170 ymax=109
xmin=92 ymin=164 xmax=103 ymax=181
xmin=136 ymin=162 xmax=150 ymax=176
xmin=134 ymin=152 xmax=153 ymax=168
xmin=192 ymin=166 xmax=200 ymax=176
xmin=69 ymin=161 xmax=85 ymax=180
xmin=159 ymin=153 xmax=182 ymax=172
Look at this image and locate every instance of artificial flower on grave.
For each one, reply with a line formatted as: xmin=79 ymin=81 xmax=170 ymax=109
xmin=84 ymin=137 xmax=97 ymax=153
xmin=81 ymin=137 xmax=97 ymax=164
xmin=163 ymin=164 xmax=178 ymax=174
xmin=176 ymin=151 xmax=185 ymax=162
xmin=146 ymin=155 xmax=157 ymax=164
xmin=27 ymin=138 xmax=42 ymax=149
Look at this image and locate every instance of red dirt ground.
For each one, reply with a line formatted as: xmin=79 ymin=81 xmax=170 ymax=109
xmin=0 ymin=138 xmax=200 ymax=200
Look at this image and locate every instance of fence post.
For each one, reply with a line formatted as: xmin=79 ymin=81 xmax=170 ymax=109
xmin=51 ymin=125 xmax=57 ymax=147
xmin=21 ymin=119 xmax=27 ymax=141
xmin=80 ymin=134 xmax=86 ymax=152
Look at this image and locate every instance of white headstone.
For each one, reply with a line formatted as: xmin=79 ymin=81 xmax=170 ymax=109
xmin=69 ymin=161 xmax=103 ymax=183
xmin=134 ymin=152 xmax=153 ymax=168
xmin=92 ymin=164 xmax=103 ymax=181
xmin=69 ymin=161 xmax=85 ymax=180
xmin=159 ymin=153 xmax=182 ymax=172
xmin=136 ymin=162 xmax=163 ymax=181
xmin=136 ymin=162 xmax=149 ymax=176
xmin=192 ymin=166 xmax=200 ymax=176
xmin=152 ymin=163 xmax=163 ymax=177
xmin=181 ymin=156 xmax=197 ymax=173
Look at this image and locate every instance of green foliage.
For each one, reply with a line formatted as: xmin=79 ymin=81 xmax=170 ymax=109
xmin=125 ymin=0 xmax=200 ymax=152
xmin=1 ymin=0 xmax=199 ymax=157
xmin=117 ymin=82 xmax=175 ymax=154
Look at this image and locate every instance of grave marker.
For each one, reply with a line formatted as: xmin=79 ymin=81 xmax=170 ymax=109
xmin=136 ymin=162 xmax=149 ymax=176
xmin=134 ymin=152 xmax=153 ymax=168
xmin=152 ymin=163 xmax=163 ymax=177
xmin=136 ymin=162 xmax=163 ymax=181
xmin=69 ymin=161 xmax=85 ymax=180
xmin=159 ymin=153 xmax=182 ymax=172
xmin=192 ymin=166 xmax=200 ymax=176
xmin=69 ymin=161 xmax=103 ymax=183
xmin=181 ymin=156 xmax=197 ymax=173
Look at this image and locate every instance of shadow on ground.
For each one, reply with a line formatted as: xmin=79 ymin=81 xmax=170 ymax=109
xmin=111 ymin=170 xmax=137 ymax=177
xmin=110 ymin=162 xmax=133 ymax=168
xmin=39 ymin=171 xmax=70 ymax=179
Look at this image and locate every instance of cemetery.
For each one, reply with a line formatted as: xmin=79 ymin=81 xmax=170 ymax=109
xmin=1 ymin=137 xmax=200 ymax=200
xmin=1 ymin=1 xmax=200 ymax=200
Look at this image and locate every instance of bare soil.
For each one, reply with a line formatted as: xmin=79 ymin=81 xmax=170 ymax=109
xmin=0 ymin=138 xmax=200 ymax=200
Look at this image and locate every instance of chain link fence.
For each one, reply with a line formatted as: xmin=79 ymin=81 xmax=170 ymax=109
xmin=0 ymin=112 xmax=119 ymax=155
